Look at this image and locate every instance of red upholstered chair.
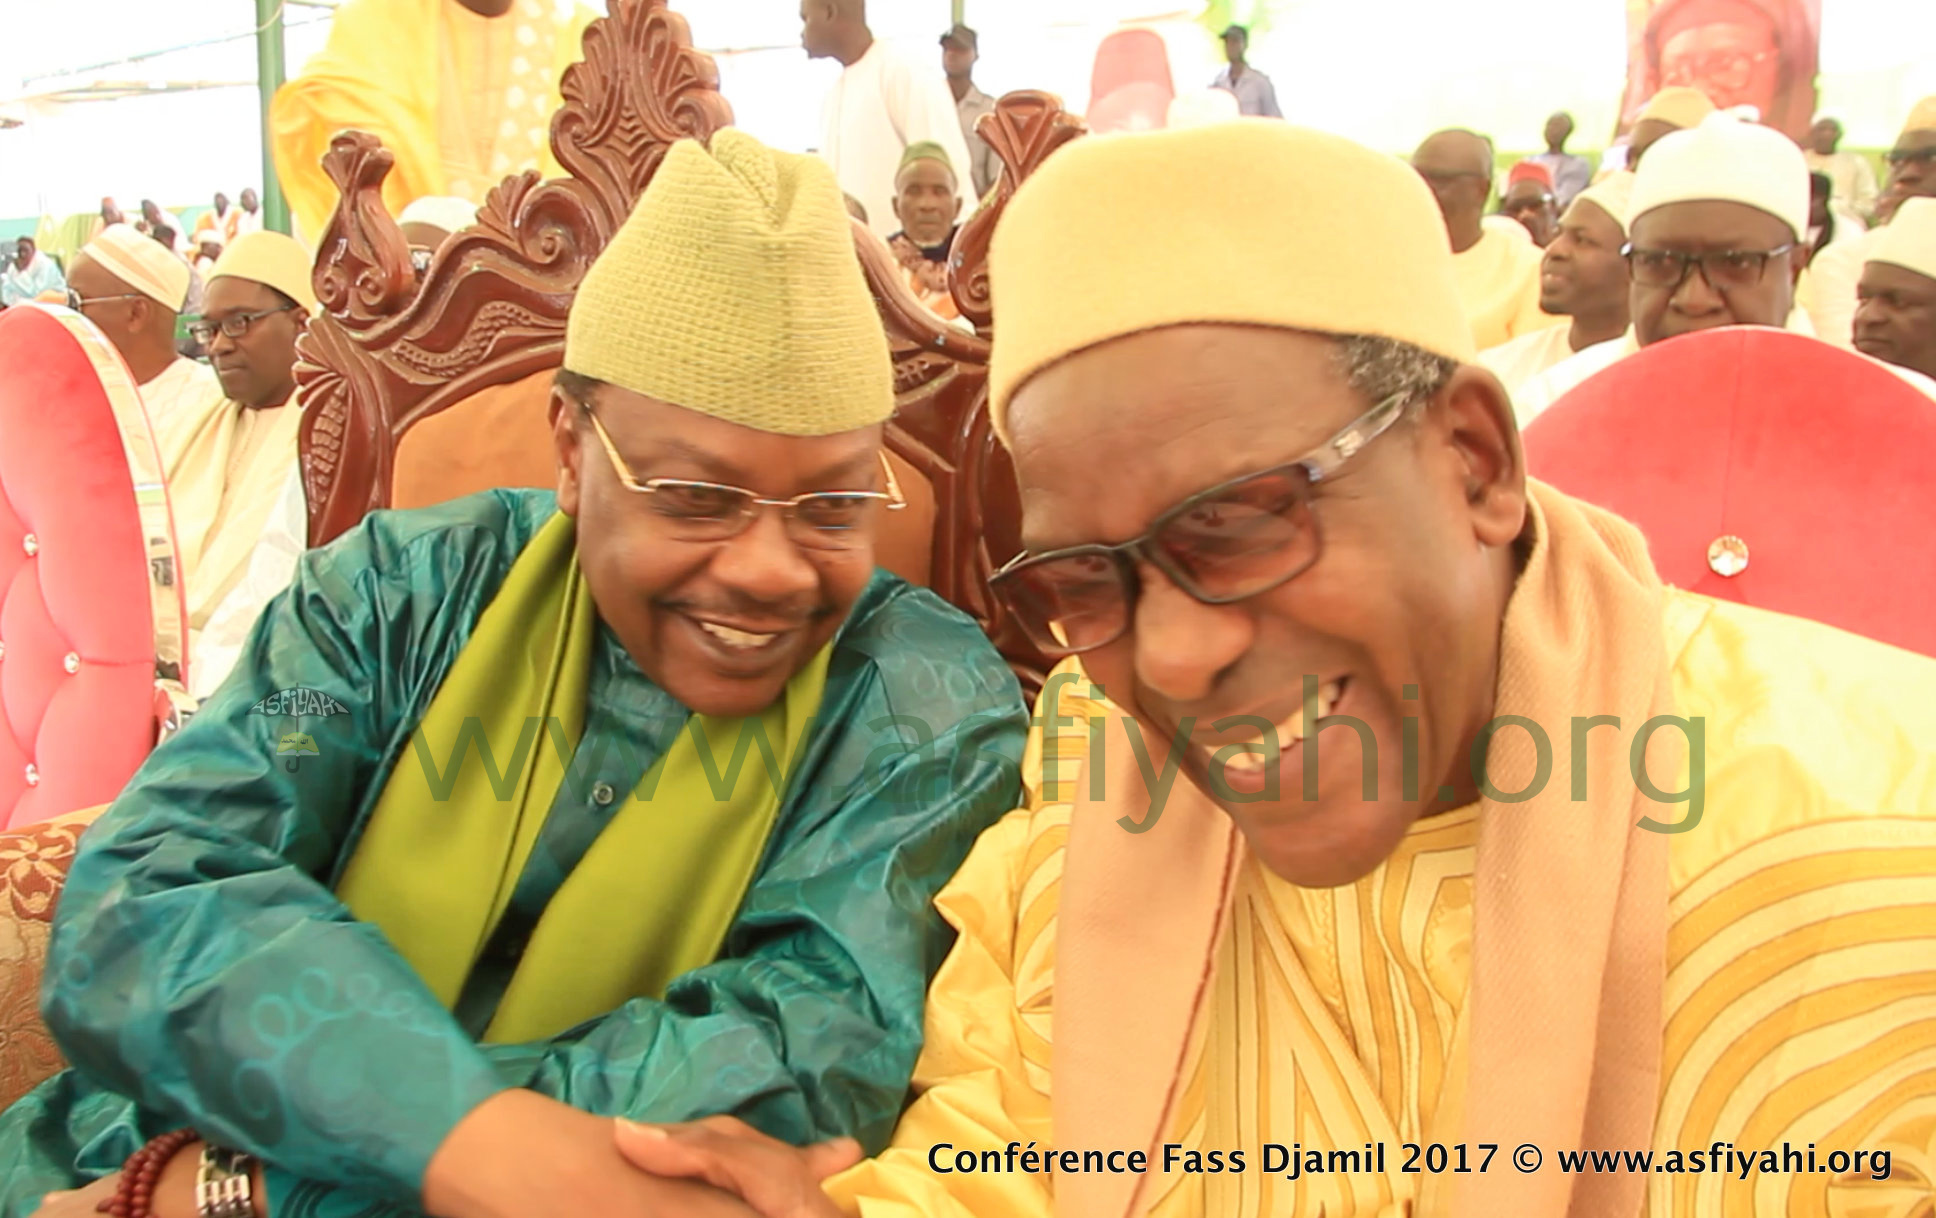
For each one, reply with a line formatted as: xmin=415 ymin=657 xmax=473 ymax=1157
xmin=0 ymin=303 xmax=190 ymax=829
xmin=1524 ymin=326 xmax=1936 ymax=657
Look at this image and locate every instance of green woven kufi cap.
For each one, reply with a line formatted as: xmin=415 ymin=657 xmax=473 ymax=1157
xmin=565 ymin=128 xmax=894 ymax=435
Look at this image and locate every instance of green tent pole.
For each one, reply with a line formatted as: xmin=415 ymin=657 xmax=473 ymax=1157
xmin=952 ymin=0 xmax=964 ymax=26
xmin=255 ymin=0 xmax=291 ymax=234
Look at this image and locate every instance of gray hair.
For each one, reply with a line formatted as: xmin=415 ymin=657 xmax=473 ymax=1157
xmin=1332 ymin=334 xmax=1459 ymax=413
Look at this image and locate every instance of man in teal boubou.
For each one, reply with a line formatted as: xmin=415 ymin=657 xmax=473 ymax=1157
xmin=1 ymin=129 xmax=1026 ymax=1218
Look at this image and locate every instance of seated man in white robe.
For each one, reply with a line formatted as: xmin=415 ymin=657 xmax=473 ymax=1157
xmin=1478 ymin=175 xmax=1634 ymax=395
xmin=165 ymin=231 xmax=314 ymax=690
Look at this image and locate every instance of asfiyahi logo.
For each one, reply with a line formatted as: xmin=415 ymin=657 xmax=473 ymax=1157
xmin=250 ymin=688 xmax=350 ymax=771
xmin=250 ymin=688 xmax=350 ymax=718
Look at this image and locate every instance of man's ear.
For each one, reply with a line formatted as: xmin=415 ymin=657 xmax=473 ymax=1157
xmin=950 ymin=194 xmax=963 ymax=220
xmin=550 ymin=387 xmax=583 ymax=516
xmin=890 ymin=193 xmax=907 ymax=227
xmin=1435 ymin=365 xmax=1527 ymax=550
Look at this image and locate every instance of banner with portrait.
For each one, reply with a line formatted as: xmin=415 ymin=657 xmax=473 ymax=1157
xmin=1618 ymin=0 xmax=1821 ymax=141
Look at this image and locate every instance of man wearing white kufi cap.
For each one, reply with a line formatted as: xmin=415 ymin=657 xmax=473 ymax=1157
xmin=65 ymin=222 xmax=222 ymax=435
xmin=156 ymin=229 xmax=319 ymax=701
xmin=591 ymin=117 xmax=1936 ymax=1218
xmin=1479 ymin=172 xmax=1635 ymax=393
xmin=1801 ymin=95 xmax=1936 ymax=349
xmin=1517 ymin=112 xmax=1936 ymax=422
xmin=1622 ymin=110 xmax=1810 ymax=345
xmin=0 ymin=129 xmax=1026 ymax=1215
xmin=1854 ymin=196 xmax=1936 ymax=380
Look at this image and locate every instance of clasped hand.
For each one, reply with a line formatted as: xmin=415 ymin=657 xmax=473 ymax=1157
xmin=35 ymin=1093 xmax=859 ymax=1218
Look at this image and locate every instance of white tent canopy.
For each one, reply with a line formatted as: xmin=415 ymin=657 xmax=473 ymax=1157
xmin=3 ymin=0 xmax=1932 ymax=223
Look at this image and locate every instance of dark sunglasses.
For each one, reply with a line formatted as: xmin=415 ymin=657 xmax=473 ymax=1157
xmin=1622 ymin=243 xmax=1793 ymax=292
xmin=989 ymin=390 xmax=1412 ymax=657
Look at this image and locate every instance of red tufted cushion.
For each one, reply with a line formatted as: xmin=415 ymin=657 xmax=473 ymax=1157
xmin=0 ymin=306 xmax=184 ymax=827
xmin=1525 ymin=326 xmax=1936 ymax=658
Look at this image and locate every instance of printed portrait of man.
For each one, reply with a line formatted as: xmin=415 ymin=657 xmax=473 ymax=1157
xmin=1619 ymin=0 xmax=1819 ymax=141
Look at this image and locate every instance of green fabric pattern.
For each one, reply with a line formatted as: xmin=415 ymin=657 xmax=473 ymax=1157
xmin=336 ymin=511 xmax=831 ymax=1045
xmin=0 ymin=490 xmax=1027 ymax=1216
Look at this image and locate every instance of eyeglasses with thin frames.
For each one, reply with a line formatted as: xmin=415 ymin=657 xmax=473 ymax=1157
xmin=188 ymin=303 xmax=298 ymax=346
xmin=989 ymin=389 xmax=1414 ymax=658
xmin=577 ymin=399 xmax=905 ymax=552
xmin=65 ymin=289 xmax=147 ymax=311
xmin=1621 ymin=242 xmax=1794 ymax=292
xmin=1884 ymin=146 xmax=1936 ymax=170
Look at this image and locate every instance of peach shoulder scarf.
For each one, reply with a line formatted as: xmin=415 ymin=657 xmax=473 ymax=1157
xmin=1052 ymin=480 xmax=1680 ymax=1218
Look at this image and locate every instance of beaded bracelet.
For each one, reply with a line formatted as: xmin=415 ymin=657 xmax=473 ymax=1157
xmin=97 ymin=1128 xmax=198 ymax=1218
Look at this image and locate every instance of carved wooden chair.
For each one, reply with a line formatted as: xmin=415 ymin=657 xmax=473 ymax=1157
xmin=295 ymin=0 xmax=1083 ymax=697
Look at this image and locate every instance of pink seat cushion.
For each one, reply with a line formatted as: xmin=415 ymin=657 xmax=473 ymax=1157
xmin=1525 ymin=326 xmax=1936 ymax=657
xmin=0 ymin=307 xmax=168 ymax=826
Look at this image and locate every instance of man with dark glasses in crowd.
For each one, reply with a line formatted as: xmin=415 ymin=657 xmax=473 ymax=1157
xmin=601 ymin=118 xmax=1936 ymax=1218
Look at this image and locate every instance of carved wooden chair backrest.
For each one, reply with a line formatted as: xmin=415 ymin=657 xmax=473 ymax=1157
xmin=294 ymin=0 xmax=1081 ymax=696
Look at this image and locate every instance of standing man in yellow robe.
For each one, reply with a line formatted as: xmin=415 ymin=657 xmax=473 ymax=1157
xmin=270 ymin=0 xmax=596 ymax=245
xmin=607 ymin=118 xmax=1936 ymax=1218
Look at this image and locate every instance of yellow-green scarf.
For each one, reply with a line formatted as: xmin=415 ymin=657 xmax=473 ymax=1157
xmin=334 ymin=513 xmax=830 ymax=1043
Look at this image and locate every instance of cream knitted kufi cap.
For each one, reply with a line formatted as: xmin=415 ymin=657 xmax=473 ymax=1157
xmin=565 ymin=129 xmax=893 ymax=435
xmin=82 ymin=224 xmax=190 ymax=312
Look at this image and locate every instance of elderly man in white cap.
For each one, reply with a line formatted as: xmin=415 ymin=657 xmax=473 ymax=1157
xmin=1479 ymin=173 xmax=1635 ymax=394
xmin=1854 ymin=197 xmax=1936 ymax=382
xmin=64 ymin=223 xmax=222 ymax=433
xmin=1516 ymin=113 xmax=1936 ymax=423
